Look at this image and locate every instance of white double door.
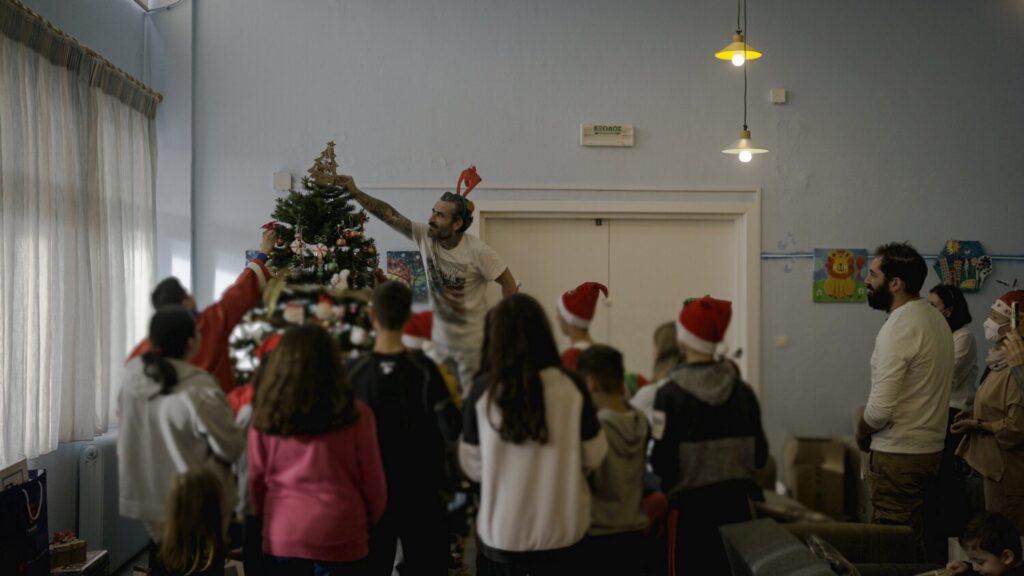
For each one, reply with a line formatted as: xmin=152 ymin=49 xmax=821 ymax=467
xmin=481 ymin=214 xmax=746 ymax=380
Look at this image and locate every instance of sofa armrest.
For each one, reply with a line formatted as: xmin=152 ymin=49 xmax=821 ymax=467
xmin=784 ymin=522 xmax=917 ymax=564
xmin=719 ymin=519 xmax=835 ymax=576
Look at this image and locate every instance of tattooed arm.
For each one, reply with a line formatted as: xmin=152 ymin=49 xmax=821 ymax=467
xmin=336 ymin=175 xmax=413 ymax=240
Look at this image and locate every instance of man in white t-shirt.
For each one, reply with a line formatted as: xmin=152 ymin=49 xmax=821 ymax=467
xmin=856 ymin=242 xmax=953 ymax=560
xmin=338 ymin=174 xmax=518 ymax=390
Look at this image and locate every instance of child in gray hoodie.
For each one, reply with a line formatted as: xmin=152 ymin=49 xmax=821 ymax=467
xmin=578 ymin=345 xmax=650 ymax=574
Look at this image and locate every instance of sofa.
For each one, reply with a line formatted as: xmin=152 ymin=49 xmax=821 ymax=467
xmin=720 ymin=519 xmax=942 ymax=576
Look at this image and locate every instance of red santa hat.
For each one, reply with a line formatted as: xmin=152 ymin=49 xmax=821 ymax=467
xmin=992 ymin=290 xmax=1024 ymax=319
xmin=557 ymin=282 xmax=609 ymax=328
xmin=402 ymin=311 xmax=433 ymax=350
xmin=676 ymin=296 xmax=732 ymax=355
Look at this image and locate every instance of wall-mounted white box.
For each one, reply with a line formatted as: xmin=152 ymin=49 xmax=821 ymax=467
xmin=580 ymin=124 xmax=635 ymax=147
xmin=273 ymin=172 xmax=292 ymax=191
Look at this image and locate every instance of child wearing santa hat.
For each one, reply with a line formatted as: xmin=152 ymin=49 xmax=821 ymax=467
xmin=556 ymin=282 xmax=609 ymax=370
xmin=649 ymin=296 xmax=768 ymax=576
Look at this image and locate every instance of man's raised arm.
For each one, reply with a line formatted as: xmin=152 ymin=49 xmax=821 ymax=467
xmin=337 ymin=175 xmax=413 ymax=240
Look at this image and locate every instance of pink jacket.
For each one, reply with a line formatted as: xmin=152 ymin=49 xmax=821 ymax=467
xmin=248 ymin=401 xmax=387 ymax=562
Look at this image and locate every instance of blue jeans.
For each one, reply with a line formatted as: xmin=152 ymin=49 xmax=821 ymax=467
xmin=267 ymin=555 xmax=370 ymax=576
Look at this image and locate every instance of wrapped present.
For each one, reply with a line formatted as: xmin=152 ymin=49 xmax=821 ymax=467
xmin=49 ymin=530 xmax=86 ymax=568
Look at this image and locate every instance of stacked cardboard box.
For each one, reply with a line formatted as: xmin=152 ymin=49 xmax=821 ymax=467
xmin=784 ymin=438 xmax=847 ymax=517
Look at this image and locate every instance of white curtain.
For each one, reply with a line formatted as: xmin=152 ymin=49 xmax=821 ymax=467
xmin=0 ymin=23 xmax=156 ymax=463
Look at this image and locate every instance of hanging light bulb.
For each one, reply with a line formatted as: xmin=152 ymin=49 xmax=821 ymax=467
xmin=722 ymin=63 xmax=769 ymax=162
xmin=716 ymin=33 xmax=762 ymax=66
xmin=715 ymin=0 xmax=763 ymax=66
xmin=723 ymin=128 xmax=768 ymax=162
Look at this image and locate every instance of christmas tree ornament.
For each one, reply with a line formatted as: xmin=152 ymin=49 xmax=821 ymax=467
xmin=315 ymin=294 xmax=335 ymax=321
xmin=290 ymin=238 xmax=304 ymax=255
xmin=335 ymin=238 xmax=346 ymax=247
xmin=330 ymin=269 xmax=351 ymax=291
xmin=308 ymin=140 xmax=341 ymax=186
xmin=283 ymin=302 xmax=306 ymax=324
xmin=312 ymin=243 xmax=329 ymax=260
xmin=350 ymin=325 xmax=368 ymax=346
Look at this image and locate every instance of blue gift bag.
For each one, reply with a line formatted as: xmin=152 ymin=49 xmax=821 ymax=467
xmin=0 ymin=469 xmax=50 ymax=575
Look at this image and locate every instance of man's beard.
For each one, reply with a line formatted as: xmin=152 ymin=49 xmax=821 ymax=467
xmin=428 ymin=225 xmax=452 ymax=240
xmin=867 ymin=282 xmax=893 ymax=311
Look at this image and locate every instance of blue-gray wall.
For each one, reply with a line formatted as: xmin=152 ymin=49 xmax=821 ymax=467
xmin=19 ymin=0 xmax=1024 ymax=483
xmin=188 ymin=0 xmax=1024 ymax=461
xmin=21 ymin=0 xmax=145 ymax=79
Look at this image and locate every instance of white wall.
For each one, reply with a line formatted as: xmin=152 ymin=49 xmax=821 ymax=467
xmin=188 ymin=0 xmax=1024 ymax=461
xmin=145 ymin=1 xmax=194 ymax=285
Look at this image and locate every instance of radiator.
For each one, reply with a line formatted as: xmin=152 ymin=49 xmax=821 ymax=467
xmin=78 ymin=431 xmax=150 ymax=572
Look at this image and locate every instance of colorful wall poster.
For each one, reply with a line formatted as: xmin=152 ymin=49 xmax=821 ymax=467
xmin=386 ymin=251 xmax=428 ymax=303
xmin=813 ymin=249 xmax=868 ymax=303
xmin=934 ymin=240 xmax=992 ymax=292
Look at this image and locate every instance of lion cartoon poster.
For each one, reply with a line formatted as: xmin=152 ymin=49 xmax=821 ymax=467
xmin=813 ymin=248 xmax=869 ymax=303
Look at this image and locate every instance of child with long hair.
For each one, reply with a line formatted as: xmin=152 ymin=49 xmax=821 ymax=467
xmin=159 ymin=470 xmax=227 ymax=576
xmin=459 ymin=294 xmax=608 ymax=576
xmin=248 ymin=324 xmax=387 ymax=575
xmin=118 ymin=307 xmax=245 ymax=556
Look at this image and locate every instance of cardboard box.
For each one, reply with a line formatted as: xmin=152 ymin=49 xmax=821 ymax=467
xmin=0 ymin=458 xmax=28 ymax=490
xmin=784 ymin=438 xmax=846 ymax=517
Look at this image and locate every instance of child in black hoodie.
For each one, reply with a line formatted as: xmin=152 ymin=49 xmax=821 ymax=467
xmin=650 ymin=297 xmax=767 ymax=576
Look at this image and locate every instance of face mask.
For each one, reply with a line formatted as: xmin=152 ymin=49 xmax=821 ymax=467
xmin=983 ymin=318 xmax=1004 ymax=343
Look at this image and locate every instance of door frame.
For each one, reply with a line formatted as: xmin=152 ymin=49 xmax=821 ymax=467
xmin=468 ymin=192 xmax=762 ymax=391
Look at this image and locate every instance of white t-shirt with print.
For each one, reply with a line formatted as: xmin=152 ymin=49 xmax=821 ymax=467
xmin=411 ymin=222 xmax=507 ymax=355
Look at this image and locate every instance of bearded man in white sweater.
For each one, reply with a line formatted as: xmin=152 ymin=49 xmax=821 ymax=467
xmin=856 ymin=242 xmax=953 ymax=560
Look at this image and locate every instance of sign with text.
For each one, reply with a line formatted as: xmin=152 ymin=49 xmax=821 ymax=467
xmin=580 ymin=124 xmax=635 ymax=147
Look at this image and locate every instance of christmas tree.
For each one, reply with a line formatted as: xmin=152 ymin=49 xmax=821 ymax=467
xmin=267 ymin=141 xmax=379 ymax=288
xmin=229 ymin=142 xmax=383 ymax=385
